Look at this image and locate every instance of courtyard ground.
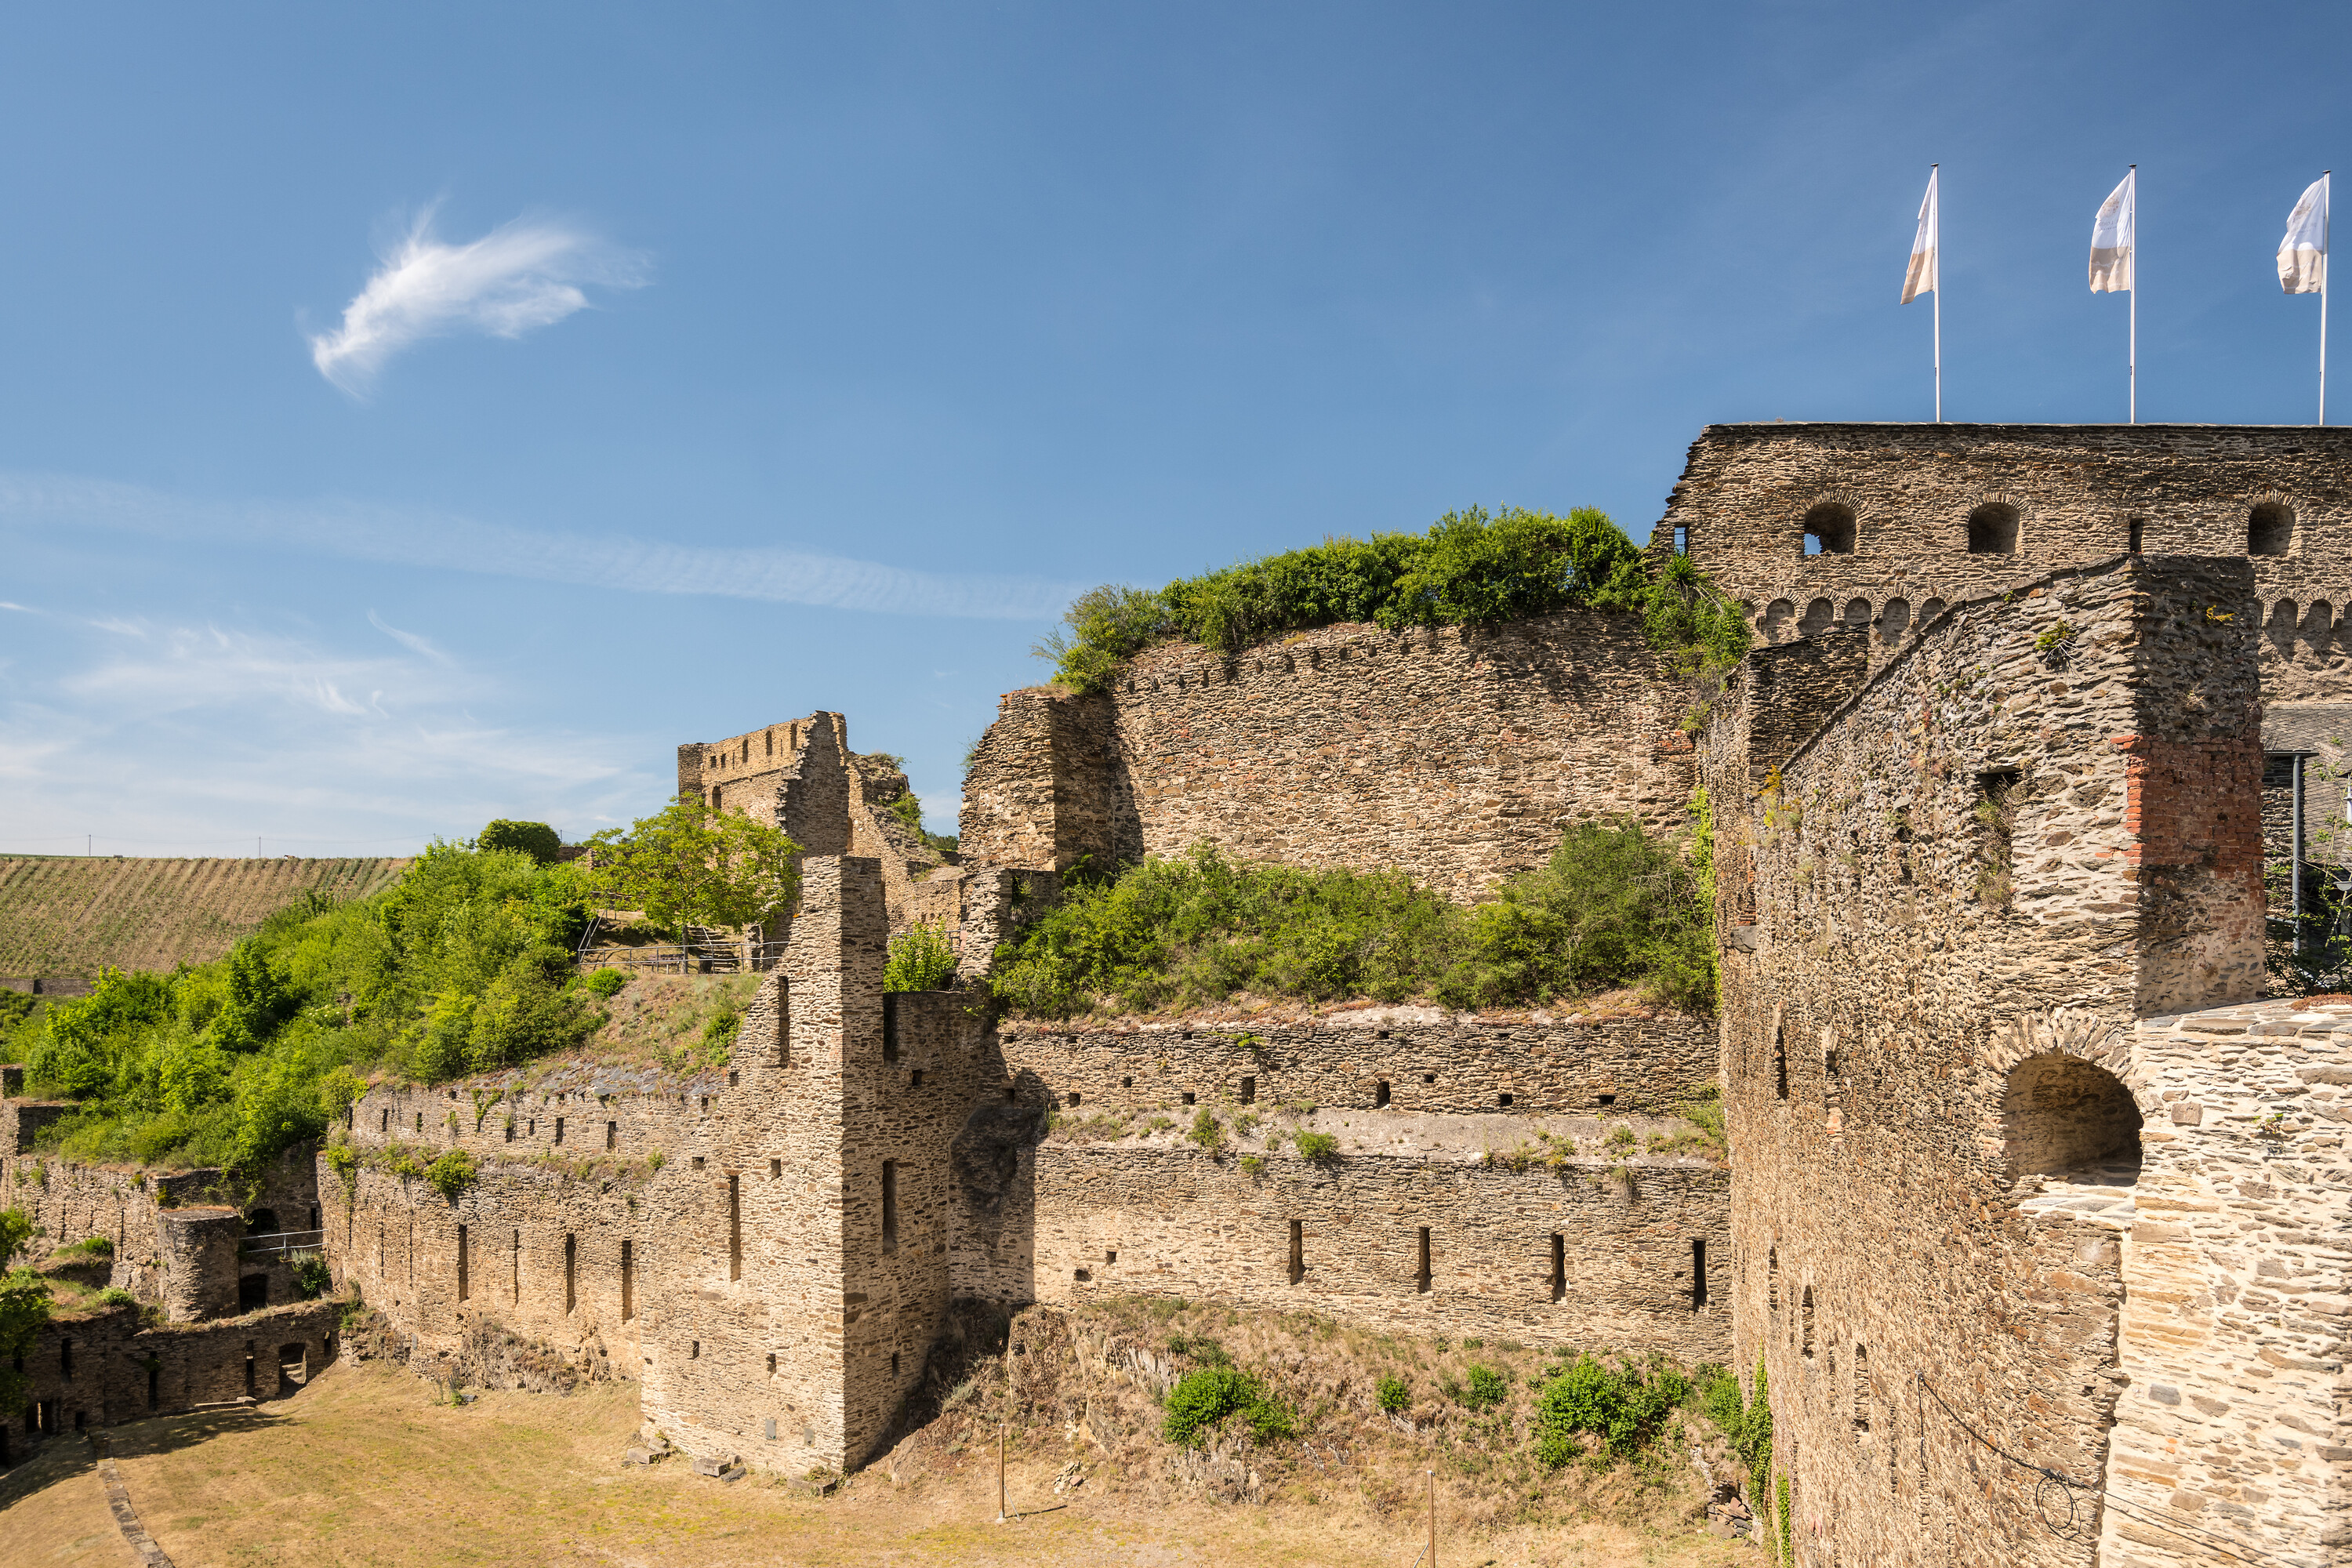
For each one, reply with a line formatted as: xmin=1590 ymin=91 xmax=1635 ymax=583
xmin=0 ymin=1359 xmax=1759 ymax=1567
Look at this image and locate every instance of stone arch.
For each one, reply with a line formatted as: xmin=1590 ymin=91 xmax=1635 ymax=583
xmin=1918 ymin=597 xmax=1947 ymax=630
xmin=1878 ymin=597 xmax=1911 ymax=643
xmin=1984 ymin=1008 xmax=2154 ymax=1181
xmin=1798 ymin=597 xmax=1836 ymax=637
xmin=1842 ymin=597 xmax=1871 ymax=632
xmin=2303 ymin=600 xmax=2333 ymax=648
xmin=1761 ymin=599 xmax=1795 ymax=643
xmin=2269 ymin=598 xmax=2300 ymax=653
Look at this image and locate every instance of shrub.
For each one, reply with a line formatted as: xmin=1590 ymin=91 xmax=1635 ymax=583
xmin=1037 ymin=506 xmax=1746 ymax=693
xmin=290 ymin=1251 xmax=332 ymax=1299
xmin=62 ymin=1235 xmax=114 ymax=1259
xmin=1375 ymin=1374 xmax=1410 ymax=1414
xmin=0 ymin=1208 xmax=31 ymax=1272
xmin=476 ymin=821 xmax=563 ymax=865
xmin=1186 ymin=1108 xmax=1224 ymax=1150
xmin=884 ymin=922 xmax=960 ymax=993
xmin=426 ymin=1149 xmax=475 ymax=1202
xmin=323 ymin=1135 xmax=358 ymax=1187
xmin=1162 ymin=1367 xmax=1295 ymax=1447
xmin=1535 ymin=1354 xmax=1691 ymax=1464
xmin=699 ymin=1005 xmax=742 ymax=1065
xmin=0 ymin=1269 xmax=51 ymax=1414
xmin=1294 ymin=1131 xmax=1340 ymax=1164
xmin=584 ymin=967 xmax=630 ymax=999
xmin=1463 ymin=1363 xmax=1508 ymax=1411
xmin=990 ymin=817 xmax=1713 ymax=1018
xmin=93 ymin=1287 xmax=137 ymax=1308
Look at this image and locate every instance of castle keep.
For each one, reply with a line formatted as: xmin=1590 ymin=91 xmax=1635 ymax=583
xmin=6 ymin=422 xmax=2349 ymax=1567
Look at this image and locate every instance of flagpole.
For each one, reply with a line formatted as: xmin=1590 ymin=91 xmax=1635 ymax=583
xmin=1932 ymin=165 xmax=1941 ymax=423
xmin=2129 ymin=165 xmax=2137 ymax=425
xmin=2322 ymin=169 xmax=2331 ymax=426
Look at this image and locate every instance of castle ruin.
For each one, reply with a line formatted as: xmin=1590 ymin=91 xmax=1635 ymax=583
xmin=5 ymin=422 xmax=2349 ymax=1566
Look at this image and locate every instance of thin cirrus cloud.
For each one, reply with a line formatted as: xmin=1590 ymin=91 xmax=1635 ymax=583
xmin=0 ymin=471 xmax=1087 ymax=622
xmin=307 ymin=208 xmax=648 ymax=392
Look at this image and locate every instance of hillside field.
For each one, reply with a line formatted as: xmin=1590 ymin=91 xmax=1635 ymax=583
xmin=0 ymin=856 xmax=409 ymax=978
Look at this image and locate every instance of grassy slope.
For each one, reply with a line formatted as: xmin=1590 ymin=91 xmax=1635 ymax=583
xmin=0 ymin=857 xmax=409 ymax=978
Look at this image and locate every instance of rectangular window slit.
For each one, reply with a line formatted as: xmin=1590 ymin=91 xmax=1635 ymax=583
xmin=1287 ymin=1219 xmax=1304 ymax=1285
xmin=456 ymin=1225 xmax=468 ymax=1301
xmin=882 ymin=994 xmax=900 ymax=1064
xmin=620 ymin=1240 xmax=634 ymax=1321
xmin=1551 ymin=1234 xmax=1566 ymax=1301
xmin=881 ymin=1160 xmax=898 ymax=1250
xmin=1415 ymin=1227 xmax=1431 ymax=1294
xmin=564 ymin=1234 xmax=576 ymax=1312
xmin=1239 ymin=1076 xmax=1256 ymax=1105
xmin=606 ymin=1121 xmax=617 ymax=1152
xmin=1692 ymin=1238 xmax=1708 ymax=1312
xmin=729 ymin=1174 xmax=742 ymax=1281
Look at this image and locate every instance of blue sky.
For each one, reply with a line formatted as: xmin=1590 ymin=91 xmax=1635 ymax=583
xmin=2 ymin=2 xmax=2346 ymax=855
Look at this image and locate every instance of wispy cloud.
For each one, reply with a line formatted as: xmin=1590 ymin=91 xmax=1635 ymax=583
xmin=0 ymin=472 xmax=1086 ymax=621
xmin=307 ymin=208 xmax=648 ymax=393
xmin=0 ymin=615 xmax=661 ymax=855
xmin=366 ymin=609 xmax=451 ymax=664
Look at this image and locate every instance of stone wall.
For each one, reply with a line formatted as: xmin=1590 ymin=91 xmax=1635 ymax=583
xmin=1705 ymin=554 xmax=2267 ymax=1568
xmin=995 ymin=1014 xmax=1715 ymax=1118
xmin=953 ymin=1138 xmax=1730 ymax=1363
xmin=2 ymin=1298 xmax=342 ymax=1463
xmin=960 ymin=611 xmax=1695 ymax=900
xmin=1659 ymin=423 xmax=2352 ymax=701
xmin=2081 ymin=999 xmax=2352 ymax=1568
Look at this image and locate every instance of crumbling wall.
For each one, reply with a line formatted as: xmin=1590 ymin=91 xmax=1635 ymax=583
xmin=953 ymin=1138 xmax=1729 ymax=1362
xmin=1707 ymin=554 xmax=2263 ymax=1568
xmin=2 ymin=1298 xmax=343 ymax=1458
xmin=960 ymin=612 xmax=1693 ymax=900
xmin=994 ymin=1014 xmax=1716 ymax=1118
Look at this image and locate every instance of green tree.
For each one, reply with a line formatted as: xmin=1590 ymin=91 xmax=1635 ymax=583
xmin=477 ymin=820 xmax=564 ymax=864
xmin=583 ymin=794 xmax=801 ymax=935
xmin=884 ymin=922 xmax=960 ymax=992
xmin=0 ymin=1207 xmax=32 ymax=1272
xmin=0 ymin=1269 xmax=51 ymax=1416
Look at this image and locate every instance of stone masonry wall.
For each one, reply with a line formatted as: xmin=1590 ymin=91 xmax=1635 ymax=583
xmin=960 ymin=610 xmax=1695 ymax=900
xmin=953 ymin=1138 xmax=1730 ymax=1363
xmin=2089 ymin=999 xmax=2352 ymax=1568
xmin=1660 ymin=423 xmax=2352 ymax=704
xmin=995 ymin=1014 xmax=1715 ymax=1118
xmin=1706 ymin=554 xmax=2266 ymax=1568
xmin=2 ymin=1298 xmax=342 ymax=1461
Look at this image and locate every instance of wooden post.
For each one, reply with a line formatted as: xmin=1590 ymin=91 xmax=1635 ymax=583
xmin=996 ymin=1421 xmax=1007 ymax=1523
xmin=1426 ymin=1468 xmax=1436 ymax=1568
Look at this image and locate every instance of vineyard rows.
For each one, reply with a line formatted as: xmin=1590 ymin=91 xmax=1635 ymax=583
xmin=0 ymin=856 xmax=410 ymax=978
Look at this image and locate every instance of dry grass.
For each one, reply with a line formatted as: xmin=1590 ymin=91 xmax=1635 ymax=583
xmin=0 ymin=1320 xmax=1755 ymax=1567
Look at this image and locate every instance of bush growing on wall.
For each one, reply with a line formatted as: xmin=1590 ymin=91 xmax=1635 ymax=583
xmin=989 ymin=817 xmax=1714 ymax=1018
xmin=884 ymin=922 xmax=960 ymax=992
xmin=1034 ymin=506 xmax=1748 ymax=693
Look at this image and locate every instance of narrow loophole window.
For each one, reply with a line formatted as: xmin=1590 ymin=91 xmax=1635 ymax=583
xmin=606 ymin=1121 xmax=617 ymax=1152
xmin=1691 ymin=1239 xmax=1708 ymax=1312
xmin=554 ymin=1117 xmax=565 ymax=1145
xmin=1239 ymin=1076 xmax=1256 ymax=1105
xmin=564 ymin=1233 xmax=576 ymax=1312
xmin=881 ymin=1160 xmax=898 ymax=1250
xmin=1551 ymin=1234 xmax=1566 ymax=1301
xmin=620 ymin=1240 xmax=635 ymax=1321
xmin=728 ymin=1174 xmax=742 ymax=1281
xmin=1415 ymin=1227 xmax=1432 ymax=1294
xmin=1287 ymin=1220 xmax=1305 ymax=1285
xmin=456 ymin=1225 xmax=469 ymax=1302
xmin=883 ymin=994 xmax=900 ymax=1064
xmin=1374 ymin=1080 xmax=1391 ymax=1108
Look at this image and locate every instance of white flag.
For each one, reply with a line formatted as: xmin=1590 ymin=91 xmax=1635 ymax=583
xmin=2089 ymin=170 xmax=2135 ymax=293
xmin=2280 ymin=176 xmax=2327 ymax=295
xmin=1903 ymin=169 xmax=1938 ymax=303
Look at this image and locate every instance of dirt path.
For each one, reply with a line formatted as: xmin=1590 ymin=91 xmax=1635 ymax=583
xmin=0 ymin=1361 xmax=1757 ymax=1567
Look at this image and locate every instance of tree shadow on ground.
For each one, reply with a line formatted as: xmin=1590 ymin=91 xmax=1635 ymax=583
xmin=103 ymin=1406 xmax=298 ymax=1461
xmin=0 ymin=1430 xmax=97 ymax=1509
